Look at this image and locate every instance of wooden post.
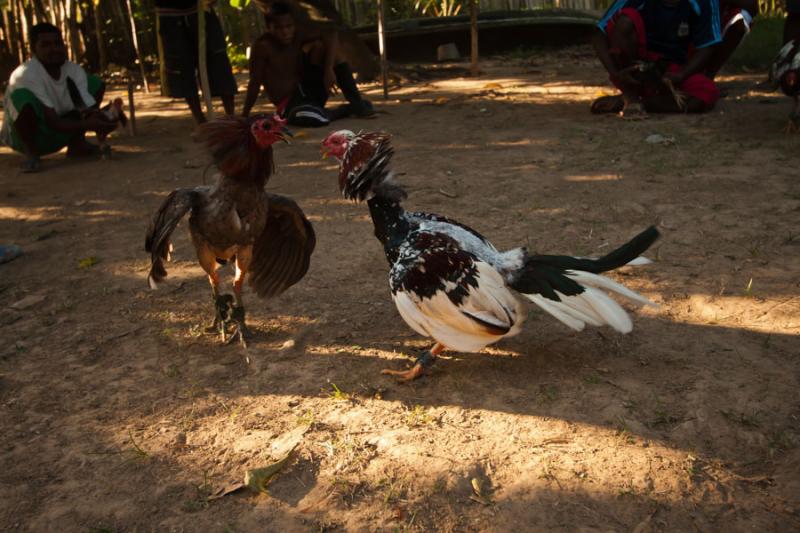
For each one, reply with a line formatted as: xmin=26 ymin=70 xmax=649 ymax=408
xmin=469 ymin=0 xmax=479 ymax=76
xmin=127 ymin=79 xmax=137 ymax=136
xmin=377 ymin=0 xmax=388 ymax=99
xmin=155 ymin=12 xmax=167 ymax=96
xmin=197 ymin=0 xmax=214 ymax=120
xmin=124 ymin=0 xmax=150 ymax=93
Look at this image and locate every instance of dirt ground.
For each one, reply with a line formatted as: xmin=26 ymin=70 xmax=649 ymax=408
xmin=1 ymin=46 xmax=799 ymax=532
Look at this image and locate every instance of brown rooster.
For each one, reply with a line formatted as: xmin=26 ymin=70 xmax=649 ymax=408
xmin=145 ymin=115 xmax=316 ymax=347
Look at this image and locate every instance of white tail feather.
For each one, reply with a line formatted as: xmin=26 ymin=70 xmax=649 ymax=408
xmin=626 ymin=256 xmax=652 ymax=266
xmin=581 ymin=287 xmax=633 ymax=333
xmin=566 ymin=270 xmax=656 ymax=307
xmin=553 ymin=291 xmax=606 ymax=327
xmin=148 ymin=275 xmax=159 ymax=290
xmin=523 ymin=268 xmax=656 ymax=333
xmin=528 ymin=294 xmax=586 ymax=331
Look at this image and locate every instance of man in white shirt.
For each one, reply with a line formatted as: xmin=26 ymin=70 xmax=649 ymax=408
xmin=1 ymin=23 xmax=116 ymax=172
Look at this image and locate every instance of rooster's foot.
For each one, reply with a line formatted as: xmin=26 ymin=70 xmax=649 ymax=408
xmin=784 ymin=113 xmax=800 ymax=134
xmin=381 ymin=349 xmax=436 ymax=383
xmin=224 ymin=306 xmax=248 ymax=349
xmin=205 ymin=294 xmax=235 ymax=341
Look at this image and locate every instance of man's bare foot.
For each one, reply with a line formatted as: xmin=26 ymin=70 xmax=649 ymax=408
xmin=620 ymin=100 xmax=648 ymax=120
xmin=66 ymin=138 xmax=102 ymax=158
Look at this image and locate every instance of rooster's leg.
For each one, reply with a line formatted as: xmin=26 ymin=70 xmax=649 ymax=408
xmin=785 ymin=97 xmax=800 ymax=134
xmin=226 ymin=249 xmax=252 ymax=348
xmin=204 ymin=270 xmax=234 ymax=341
xmin=382 ymin=343 xmax=445 ymax=382
xmin=197 ymin=247 xmax=233 ymax=341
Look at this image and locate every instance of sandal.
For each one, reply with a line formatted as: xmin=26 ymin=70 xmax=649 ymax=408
xmin=0 ymin=244 xmax=22 ymax=264
xmin=590 ymin=95 xmax=624 ymax=114
xmin=20 ymin=157 xmax=41 ymax=173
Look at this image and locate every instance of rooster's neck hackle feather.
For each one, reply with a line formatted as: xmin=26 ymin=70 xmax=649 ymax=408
xmin=340 ymin=132 xmax=405 ymax=202
xmin=196 ymin=116 xmax=274 ymax=187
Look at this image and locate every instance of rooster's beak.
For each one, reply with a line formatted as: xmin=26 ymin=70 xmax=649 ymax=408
xmin=321 ymin=147 xmax=331 ymax=159
xmin=279 ymin=126 xmax=293 ymax=144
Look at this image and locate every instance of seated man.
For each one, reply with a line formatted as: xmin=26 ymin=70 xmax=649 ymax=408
xmin=242 ymin=1 xmax=373 ymax=127
xmin=591 ymin=0 xmax=722 ymax=118
xmin=156 ymin=0 xmax=237 ymax=123
xmin=0 ymin=23 xmax=116 ymax=172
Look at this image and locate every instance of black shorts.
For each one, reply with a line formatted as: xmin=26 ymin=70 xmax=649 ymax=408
xmin=789 ymin=0 xmax=800 ymax=14
xmin=283 ymin=55 xmax=330 ymax=127
xmin=158 ymin=10 xmax=237 ymax=98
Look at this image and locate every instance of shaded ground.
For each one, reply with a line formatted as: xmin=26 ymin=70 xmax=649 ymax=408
xmin=1 ymin=47 xmax=798 ymax=532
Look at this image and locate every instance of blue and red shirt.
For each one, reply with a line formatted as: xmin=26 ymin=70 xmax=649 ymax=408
xmin=597 ymin=0 xmax=722 ymax=64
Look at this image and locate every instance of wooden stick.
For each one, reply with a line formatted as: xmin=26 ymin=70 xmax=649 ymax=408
xmin=470 ymin=0 xmax=479 ymax=76
xmin=124 ymin=0 xmax=150 ymax=93
xmin=197 ymin=0 xmax=214 ymax=120
xmin=127 ymin=79 xmax=137 ymax=136
xmin=377 ymin=0 xmax=388 ymax=99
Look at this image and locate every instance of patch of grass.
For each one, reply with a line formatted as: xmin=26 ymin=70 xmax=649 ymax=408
xmin=405 ymin=405 xmax=433 ymax=427
xmin=650 ymin=408 xmax=680 ymax=428
xmin=583 ymin=374 xmax=601 ymax=385
xmin=743 ymin=277 xmax=754 ymax=297
xmin=296 ymin=409 xmax=316 ymax=426
xmin=767 ymin=429 xmax=797 ymax=457
xmin=327 ymin=383 xmax=351 ymax=402
xmin=720 ymin=409 xmax=761 ymax=428
xmin=615 ymin=416 xmax=636 ymax=444
xmin=538 ymin=384 xmax=559 ymax=403
xmin=126 ymin=429 xmax=150 ymax=461
xmin=182 ymin=470 xmax=212 ymax=513
xmin=728 ymin=15 xmax=785 ymax=71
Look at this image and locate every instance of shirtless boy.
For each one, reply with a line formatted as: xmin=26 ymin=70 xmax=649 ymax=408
xmin=241 ymin=1 xmax=373 ymax=126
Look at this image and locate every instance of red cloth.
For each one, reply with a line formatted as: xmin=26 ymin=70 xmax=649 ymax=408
xmin=606 ymin=7 xmax=720 ymax=109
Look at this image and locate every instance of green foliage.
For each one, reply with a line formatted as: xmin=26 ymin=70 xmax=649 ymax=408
xmin=229 ymin=0 xmax=252 ymax=8
xmin=728 ymin=15 xmax=785 ymax=70
xmin=415 ymin=0 xmax=464 ymax=17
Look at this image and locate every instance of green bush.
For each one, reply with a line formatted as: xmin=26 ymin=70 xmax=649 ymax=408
xmin=728 ymin=15 xmax=785 ymax=70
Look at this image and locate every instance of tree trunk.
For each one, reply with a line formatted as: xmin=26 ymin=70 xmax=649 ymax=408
xmin=198 ymin=1 xmax=214 ymax=119
xmin=92 ymin=0 xmax=108 ymax=71
xmin=17 ymin=0 xmax=30 ymax=58
xmin=11 ymin=0 xmax=25 ymax=63
xmin=65 ymin=0 xmax=83 ymax=62
xmin=2 ymin=8 xmax=17 ymax=61
xmin=253 ymin=0 xmax=379 ymax=80
xmin=124 ymin=0 xmax=150 ymax=92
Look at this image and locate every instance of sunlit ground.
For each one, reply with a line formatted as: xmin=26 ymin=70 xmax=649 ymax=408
xmin=0 ymin=49 xmax=798 ymax=531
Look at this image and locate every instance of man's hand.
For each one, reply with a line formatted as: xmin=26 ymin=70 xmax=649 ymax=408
xmin=324 ymin=68 xmax=338 ymax=96
xmin=662 ymin=70 xmax=684 ymax=87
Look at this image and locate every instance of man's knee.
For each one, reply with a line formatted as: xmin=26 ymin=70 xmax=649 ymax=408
xmin=610 ymin=14 xmax=637 ymax=38
xmin=14 ymin=104 xmax=38 ymax=132
xmin=95 ymin=80 xmax=106 ymax=105
xmin=724 ymin=19 xmax=748 ymax=45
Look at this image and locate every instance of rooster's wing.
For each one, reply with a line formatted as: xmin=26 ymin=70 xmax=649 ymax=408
xmin=248 ymin=193 xmax=316 ymax=298
xmin=145 ymin=187 xmax=208 ymax=288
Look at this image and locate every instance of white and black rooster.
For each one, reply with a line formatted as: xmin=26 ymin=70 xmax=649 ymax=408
xmin=770 ymin=39 xmax=800 ymax=133
xmin=321 ymin=130 xmax=660 ymax=382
